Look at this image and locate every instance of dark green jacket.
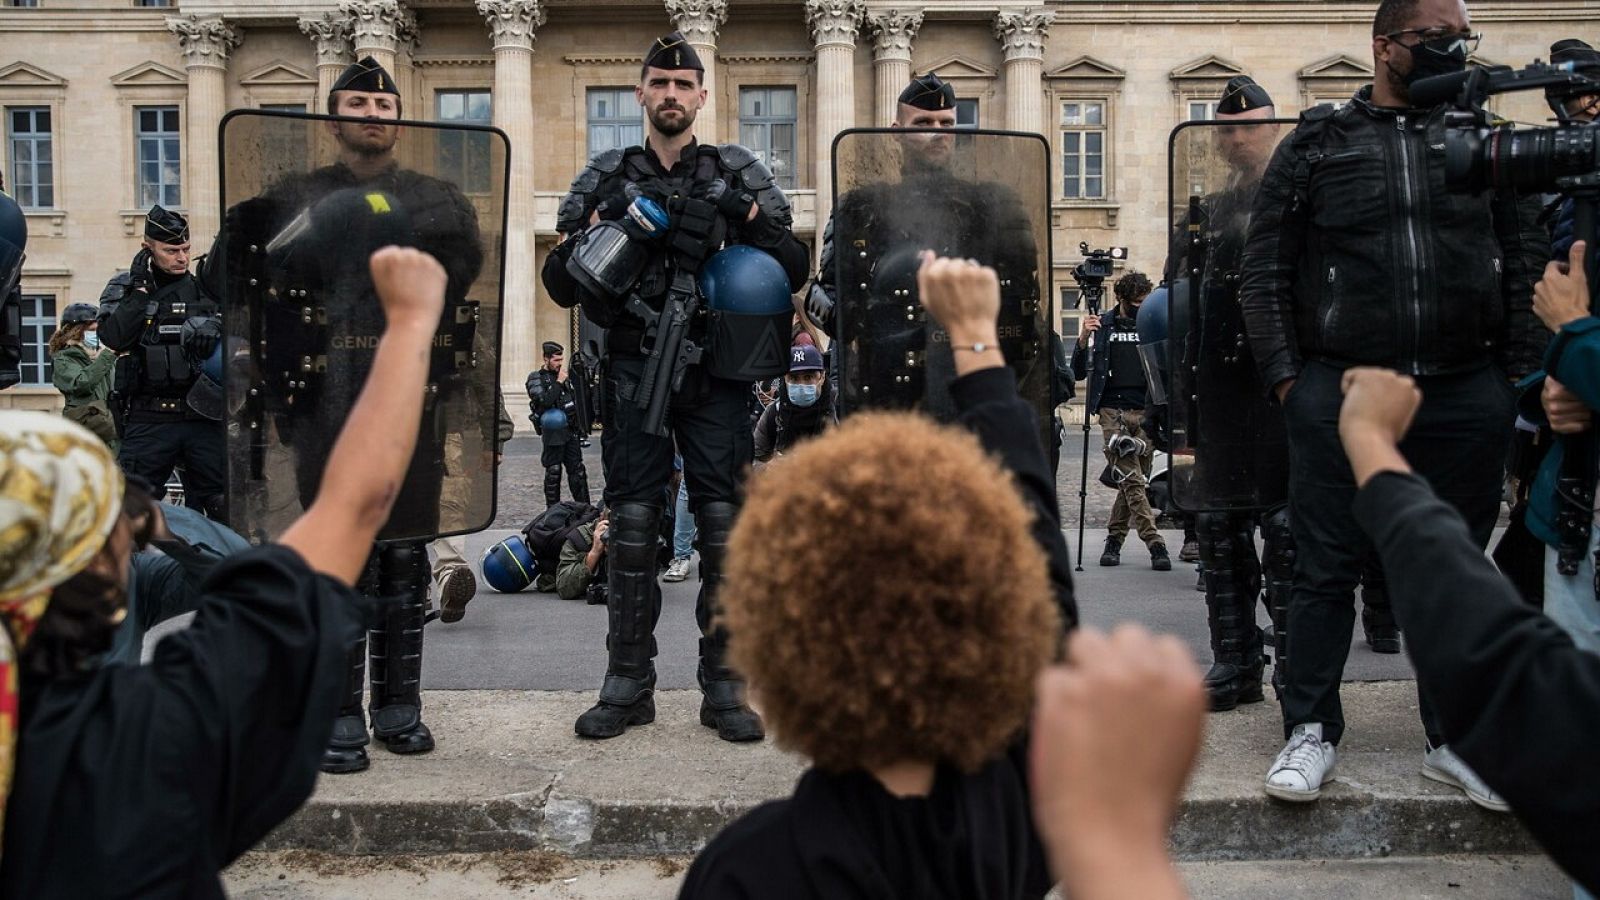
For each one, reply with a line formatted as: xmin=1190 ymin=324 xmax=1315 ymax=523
xmin=50 ymin=343 xmax=115 ymax=407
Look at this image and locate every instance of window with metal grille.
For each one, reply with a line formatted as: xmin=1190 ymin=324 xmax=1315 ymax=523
xmin=436 ymin=89 xmax=493 ymax=194
xmin=20 ymin=293 xmax=55 ymax=386
xmin=739 ymin=87 xmax=797 ymax=189
xmin=7 ymin=107 xmax=53 ymax=209
xmin=587 ymin=88 xmax=643 ymax=158
xmin=1059 ymin=100 xmax=1106 ymax=200
xmin=136 ymin=106 xmax=181 ymax=209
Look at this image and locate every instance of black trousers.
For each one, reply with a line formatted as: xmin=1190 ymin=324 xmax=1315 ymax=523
xmin=1280 ymin=360 xmax=1515 ymax=745
xmin=541 ymin=437 xmax=589 ymax=505
xmin=119 ymin=417 xmax=226 ymax=518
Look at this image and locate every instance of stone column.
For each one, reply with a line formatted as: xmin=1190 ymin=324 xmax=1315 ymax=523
xmin=339 ymin=0 xmax=416 ymax=81
xmin=477 ymin=0 xmax=545 ymax=398
xmin=300 ymin=13 xmax=353 ymax=107
xmin=868 ymin=9 xmax=922 ymax=126
xmin=806 ymin=0 xmax=864 ymax=249
xmin=994 ymin=8 xmax=1051 ymax=136
xmin=665 ymin=0 xmax=727 ymax=144
xmin=166 ymin=15 xmax=240 ymax=251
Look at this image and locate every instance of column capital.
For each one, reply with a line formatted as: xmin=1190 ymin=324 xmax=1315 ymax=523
xmin=805 ymin=0 xmax=865 ymax=49
xmin=665 ymin=0 xmax=727 ymax=47
xmin=338 ymin=0 xmax=418 ymax=56
xmin=166 ymin=15 xmax=241 ymax=70
xmin=867 ymin=8 xmax=922 ymax=63
xmin=299 ymin=13 xmax=353 ymax=67
xmin=993 ymin=7 xmax=1051 ymax=63
xmin=475 ymin=0 xmax=546 ymax=52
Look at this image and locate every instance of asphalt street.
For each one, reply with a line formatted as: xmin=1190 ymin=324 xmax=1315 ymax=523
xmin=427 ymin=435 xmax=1419 ymax=691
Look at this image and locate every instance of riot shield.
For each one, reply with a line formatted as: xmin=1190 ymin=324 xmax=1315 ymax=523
xmin=1165 ymin=118 xmax=1295 ymax=513
xmin=215 ymin=109 xmax=508 ymax=543
xmin=831 ymin=128 xmax=1053 ymax=449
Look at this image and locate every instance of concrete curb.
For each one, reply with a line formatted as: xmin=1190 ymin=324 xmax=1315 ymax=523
xmin=262 ymin=685 xmax=1536 ymax=860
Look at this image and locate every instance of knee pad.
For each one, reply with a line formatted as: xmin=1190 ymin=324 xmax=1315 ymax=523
xmin=610 ymin=502 xmax=664 ymax=573
xmin=695 ymin=501 xmax=738 ymax=570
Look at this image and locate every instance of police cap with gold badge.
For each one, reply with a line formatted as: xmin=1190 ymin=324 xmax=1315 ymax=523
xmin=898 ymin=72 xmax=957 ymax=112
xmin=1216 ymin=75 xmax=1273 ymax=115
xmin=327 ymin=55 xmax=401 ymax=111
xmin=144 ymin=205 xmax=189 ymax=245
xmin=642 ymin=32 xmax=704 ymax=73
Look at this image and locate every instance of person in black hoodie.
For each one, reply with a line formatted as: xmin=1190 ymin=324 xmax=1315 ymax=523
xmin=678 ymin=253 xmax=1077 ymax=900
xmin=752 ymin=342 xmax=835 ymax=463
xmin=1338 ymin=365 xmax=1600 ymax=893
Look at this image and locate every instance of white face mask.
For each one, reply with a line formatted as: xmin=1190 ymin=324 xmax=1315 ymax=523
xmin=82 ymin=331 xmax=101 ymax=349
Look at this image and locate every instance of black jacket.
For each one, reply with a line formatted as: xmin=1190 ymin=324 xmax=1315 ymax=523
xmin=752 ymin=381 xmax=836 ymax=462
xmin=1068 ymin=309 xmax=1141 ymax=416
xmin=1241 ymin=87 xmax=1549 ymax=393
xmin=1355 ymin=472 xmax=1599 ymax=892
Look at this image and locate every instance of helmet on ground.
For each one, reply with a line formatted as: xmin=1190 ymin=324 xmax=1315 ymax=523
xmin=481 ymin=534 xmax=538 ymax=593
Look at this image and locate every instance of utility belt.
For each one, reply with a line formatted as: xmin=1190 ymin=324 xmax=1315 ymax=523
xmin=127 ymin=393 xmax=193 ymax=418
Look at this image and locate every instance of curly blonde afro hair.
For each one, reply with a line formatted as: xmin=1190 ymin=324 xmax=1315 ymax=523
xmin=723 ymin=411 xmax=1059 ymax=774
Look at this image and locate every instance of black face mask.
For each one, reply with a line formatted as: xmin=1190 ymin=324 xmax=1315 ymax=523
xmin=1402 ymin=37 xmax=1471 ymax=98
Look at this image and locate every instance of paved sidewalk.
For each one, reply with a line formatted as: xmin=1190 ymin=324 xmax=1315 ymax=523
xmin=264 ymin=682 xmax=1536 ymax=861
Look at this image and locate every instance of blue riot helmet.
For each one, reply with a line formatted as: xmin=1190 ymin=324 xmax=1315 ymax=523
xmin=0 ymin=189 xmax=26 ymax=300
xmin=1136 ymin=285 xmax=1170 ymax=406
xmin=539 ymin=407 xmax=570 ymax=444
xmin=567 ymin=192 xmax=669 ymax=302
xmin=202 ymin=340 xmax=225 ymax=384
xmin=267 ymin=187 xmax=413 ymax=289
xmin=481 ymin=534 xmax=539 ymax=593
xmin=699 ymin=244 xmax=793 ymax=382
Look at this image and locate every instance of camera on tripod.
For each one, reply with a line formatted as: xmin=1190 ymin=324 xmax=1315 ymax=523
xmin=1071 ymin=242 xmax=1129 ymax=312
xmin=1417 ymin=61 xmax=1600 ymax=195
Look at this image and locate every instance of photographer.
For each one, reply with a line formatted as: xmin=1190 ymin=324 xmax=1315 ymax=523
xmin=1071 ymin=271 xmax=1171 ymax=571
xmin=555 ymin=506 xmax=611 ymax=604
xmin=1240 ymin=0 xmax=1548 ymax=805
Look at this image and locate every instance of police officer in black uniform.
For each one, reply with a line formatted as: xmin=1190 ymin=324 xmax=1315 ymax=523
xmin=214 ymin=57 xmax=486 ymax=772
xmin=542 ymin=34 xmax=808 ymax=741
xmin=527 ymin=340 xmax=591 ymax=506
xmin=98 ymin=206 xmax=225 ymax=517
xmin=0 ymin=184 xmax=23 ymax=393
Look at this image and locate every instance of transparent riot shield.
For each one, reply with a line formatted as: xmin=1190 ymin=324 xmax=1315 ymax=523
xmin=213 ymin=109 xmax=508 ymax=543
xmin=1165 ymin=118 xmax=1295 ymax=513
xmin=831 ymin=128 xmax=1053 ymax=449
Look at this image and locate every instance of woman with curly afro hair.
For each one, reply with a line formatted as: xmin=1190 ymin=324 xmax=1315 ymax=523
xmin=678 ymin=255 xmax=1077 ymax=900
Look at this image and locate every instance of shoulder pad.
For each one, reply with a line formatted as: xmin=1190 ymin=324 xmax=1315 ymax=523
xmin=98 ymin=272 xmax=132 ymax=306
xmin=716 ymin=143 xmax=760 ymax=173
xmin=1299 ymin=103 xmax=1337 ymax=125
xmin=753 ymin=182 xmax=793 ymax=229
xmin=558 ymin=148 xmax=629 ymax=234
xmin=589 ymin=147 xmax=627 ymax=176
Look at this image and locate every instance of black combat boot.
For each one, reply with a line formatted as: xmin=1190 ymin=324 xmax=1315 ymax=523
xmin=1099 ymin=536 xmax=1122 ymax=567
xmin=1150 ymin=541 xmax=1172 ymax=571
xmin=1360 ymin=563 xmax=1401 ymax=654
xmin=693 ymin=501 xmax=765 ymax=742
xmin=576 ymin=503 xmax=663 ymax=739
xmin=1199 ymin=514 xmax=1266 ymax=711
xmin=370 ymin=542 xmax=434 ymax=755
xmin=322 ymin=639 xmax=371 ymax=774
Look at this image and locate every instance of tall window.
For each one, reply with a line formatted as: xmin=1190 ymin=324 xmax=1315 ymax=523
xmin=436 ymin=90 xmax=492 ymax=194
xmin=20 ymin=293 xmax=55 ymax=387
xmin=739 ymin=87 xmax=797 ymax=189
xmin=955 ymin=98 xmax=979 ymax=129
xmin=587 ymin=88 xmax=642 ymax=158
xmin=136 ymin=106 xmax=181 ymax=209
xmin=7 ymin=107 xmax=53 ymax=209
xmin=1060 ymin=100 xmax=1106 ymax=200
xmin=1188 ymin=100 xmax=1217 ymax=121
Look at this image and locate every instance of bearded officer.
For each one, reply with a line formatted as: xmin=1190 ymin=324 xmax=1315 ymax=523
xmin=214 ymin=56 xmax=488 ymax=772
xmin=98 ymin=206 xmax=225 ymax=516
xmin=541 ymin=33 xmax=809 ymax=741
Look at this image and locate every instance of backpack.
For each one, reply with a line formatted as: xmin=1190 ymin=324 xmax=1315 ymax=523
xmin=522 ymin=500 xmax=601 ymax=577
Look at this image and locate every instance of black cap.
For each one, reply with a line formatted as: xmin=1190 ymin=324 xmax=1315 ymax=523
xmin=1216 ymin=76 xmax=1274 ymax=115
xmin=144 ymin=205 xmax=189 ymax=244
xmin=643 ymin=33 xmax=704 ymax=73
xmin=331 ymin=56 xmax=400 ymax=98
xmin=1551 ymin=39 xmax=1600 ymax=71
xmin=898 ymin=73 xmax=957 ymax=111
xmin=542 ymin=341 xmax=564 ymax=357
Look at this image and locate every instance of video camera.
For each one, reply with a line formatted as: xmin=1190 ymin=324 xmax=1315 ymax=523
xmin=1415 ymin=61 xmax=1600 ymax=195
xmin=1071 ymin=242 xmax=1129 ymax=313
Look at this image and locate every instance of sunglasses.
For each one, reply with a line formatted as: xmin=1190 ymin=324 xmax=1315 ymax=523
xmin=1384 ymin=28 xmax=1481 ymax=57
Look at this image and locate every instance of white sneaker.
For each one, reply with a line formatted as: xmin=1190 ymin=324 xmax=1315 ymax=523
xmin=1265 ymin=723 xmax=1337 ymax=802
xmin=1423 ymin=743 xmax=1511 ymax=813
xmin=664 ymin=557 xmax=691 ymax=582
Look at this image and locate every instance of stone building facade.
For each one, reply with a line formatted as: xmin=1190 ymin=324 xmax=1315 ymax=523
xmin=0 ymin=0 xmax=1587 ymax=416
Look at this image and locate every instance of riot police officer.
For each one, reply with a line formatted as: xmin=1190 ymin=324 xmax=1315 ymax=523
xmin=0 ymin=185 xmax=24 ymax=392
xmin=1161 ymin=77 xmax=1291 ymax=712
xmin=98 ymin=206 xmax=225 ymax=516
xmin=527 ymin=340 xmax=590 ymax=506
xmin=541 ymin=33 xmax=808 ymax=741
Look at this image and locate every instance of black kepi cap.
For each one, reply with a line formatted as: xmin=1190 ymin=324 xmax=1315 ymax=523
xmin=144 ymin=205 xmax=189 ymax=244
xmin=1217 ymin=75 xmax=1274 ymax=115
xmin=643 ymin=33 xmax=704 ymax=72
xmin=898 ymin=72 xmax=956 ymax=111
xmin=331 ymin=56 xmax=400 ymax=97
xmin=1551 ymin=39 xmax=1600 ymax=72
